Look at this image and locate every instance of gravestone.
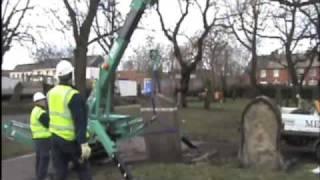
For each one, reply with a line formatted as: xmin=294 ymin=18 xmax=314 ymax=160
xmin=239 ymin=96 xmax=283 ymax=170
xmin=140 ymin=94 xmax=182 ymax=162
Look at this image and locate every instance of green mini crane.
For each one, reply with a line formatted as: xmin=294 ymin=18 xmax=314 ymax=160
xmin=2 ymin=1 xmax=198 ymax=179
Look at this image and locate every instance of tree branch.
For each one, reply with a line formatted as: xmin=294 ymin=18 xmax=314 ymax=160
xmin=63 ymin=0 xmax=79 ymax=43
xmin=270 ymin=0 xmax=319 ymax=7
xmin=155 ymin=2 xmax=173 ymax=42
xmin=79 ymin=0 xmax=100 ymax=43
xmin=172 ymin=0 xmax=190 ymax=40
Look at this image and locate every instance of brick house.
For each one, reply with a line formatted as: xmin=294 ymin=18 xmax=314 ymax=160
xmin=256 ymin=53 xmax=319 ymax=86
xmin=116 ymin=70 xmax=148 ymax=86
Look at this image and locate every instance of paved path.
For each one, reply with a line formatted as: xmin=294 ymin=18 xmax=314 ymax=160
xmin=1 ymin=137 xmax=147 ymax=180
xmin=2 ymin=153 xmax=38 ymax=180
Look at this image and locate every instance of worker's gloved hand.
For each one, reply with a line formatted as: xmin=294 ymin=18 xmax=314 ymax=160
xmin=80 ymin=143 xmax=91 ymax=162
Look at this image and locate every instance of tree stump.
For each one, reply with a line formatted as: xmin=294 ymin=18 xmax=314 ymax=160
xmin=239 ymin=96 xmax=283 ymax=170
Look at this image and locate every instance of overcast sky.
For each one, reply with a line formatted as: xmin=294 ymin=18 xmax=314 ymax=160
xmin=2 ymin=0 xmax=312 ymax=70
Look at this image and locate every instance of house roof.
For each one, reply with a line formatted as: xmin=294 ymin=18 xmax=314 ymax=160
xmin=257 ymin=53 xmax=319 ymax=69
xmin=13 ymin=55 xmax=104 ymax=72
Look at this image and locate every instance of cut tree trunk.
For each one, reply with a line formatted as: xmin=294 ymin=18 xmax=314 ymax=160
xmin=239 ymin=96 xmax=284 ymax=170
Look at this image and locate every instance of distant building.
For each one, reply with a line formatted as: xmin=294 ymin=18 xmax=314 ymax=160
xmin=9 ymin=56 xmax=103 ymax=83
xmin=256 ymin=53 xmax=319 ymax=86
xmin=2 ymin=70 xmax=12 ymax=77
xmin=117 ymin=70 xmax=148 ymax=86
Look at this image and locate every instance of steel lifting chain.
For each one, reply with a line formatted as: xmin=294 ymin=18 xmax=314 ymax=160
xmin=112 ymin=153 xmax=134 ymax=180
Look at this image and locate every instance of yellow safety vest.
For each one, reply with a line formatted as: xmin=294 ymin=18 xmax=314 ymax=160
xmin=30 ymin=106 xmax=52 ymax=139
xmin=48 ymin=85 xmax=89 ymax=141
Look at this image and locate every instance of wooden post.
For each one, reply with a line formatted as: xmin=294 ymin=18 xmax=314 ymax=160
xmin=275 ymin=86 xmax=282 ymax=106
xmin=239 ymin=96 xmax=283 ymax=170
xmin=141 ymin=94 xmax=182 ymax=162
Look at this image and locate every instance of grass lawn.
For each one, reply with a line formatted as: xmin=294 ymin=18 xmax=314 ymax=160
xmin=106 ymin=98 xmax=318 ymax=180
xmin=115 ymin=98 xmax=250 ymax=143
xmin=91 ymin=162 xmax=318 ymax=180
xmin=2 ymin=98 xmax=318 ymax=179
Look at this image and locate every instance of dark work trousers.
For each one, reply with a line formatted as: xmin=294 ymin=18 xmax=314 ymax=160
xmin=51 ymin=134 xmax=92 ymax=180
xmin=152 ymin=70 xmax=161 ymax=94
xmin=34 ymin=139 xmax=51 ymax=180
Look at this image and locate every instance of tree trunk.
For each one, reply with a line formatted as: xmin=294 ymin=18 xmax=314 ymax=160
xmin=180 ymin=70 xmax=191 ymax=108
xmin=74 ymin=47 xmax=88 ymax=98
xmin=250 ymin=50 xmax=259 ymax=96
xmin=285 ymin=47 xmax=298 ymax=87
xmin=203 ymin=79 xmax=211 ymax=110
xmin=285 ymin=47 xmax=299 ymax=105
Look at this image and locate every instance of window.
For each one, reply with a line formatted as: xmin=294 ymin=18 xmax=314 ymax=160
xmin=260 ymin=70 xmax=267 ymax=78
xmin=310 ymin=69 xmax=317 ymax=77
xmin=273 ymin=69 xmax=279 ymax=78
xmin=297 ymin=68 xmax=304 ymax=75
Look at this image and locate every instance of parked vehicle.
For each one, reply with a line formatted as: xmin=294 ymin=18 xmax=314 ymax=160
xmin=281 ymin=104 xmax=320 ymax=160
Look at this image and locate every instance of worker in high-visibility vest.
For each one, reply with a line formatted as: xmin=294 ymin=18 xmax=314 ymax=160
xmin=47 ymin=60 xmax=92 ymax=180
xmin=30 ymin=92 xmax=51 ymax=180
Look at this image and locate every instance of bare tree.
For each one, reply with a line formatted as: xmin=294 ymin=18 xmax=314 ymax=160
xmin=63 ymin=0 xmax=100 ymax=97
xmin=226 ymin=0 xmax=270 ymax=94
xmin=265 ymin=0 xmax=318 ymax=99
xmin=1 ymin=0 xmax=33 ymax=60
xmin=299 ymin=2 xmax=320 ymax=62
xmin=271 ymin=0 xmax=319 ymax=55
xmin=266 ymin=3 xmax=313 ymax=92
xmin=202 ymin=30 xmax=228 ymax=91
xmin=156 ymin=0 xmax=225 ymax=107
xmin=33 ymin=43 xmax=74 ymax=62
xmin=91 ymin=0 xmax=123 ymax=54
xmin=270 ymin=0 xmax=319 ymax=7
xmin=125 ymin=42 xmax=171 ymax=74
xmin=126 ymin=45 xmax=153 ymax=72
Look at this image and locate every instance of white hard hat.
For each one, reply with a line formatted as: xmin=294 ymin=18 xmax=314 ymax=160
xmin=55 ymin=60 xmax=74 ymax=77
xmin=33 ymin=92 xmax=46 ymax=102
